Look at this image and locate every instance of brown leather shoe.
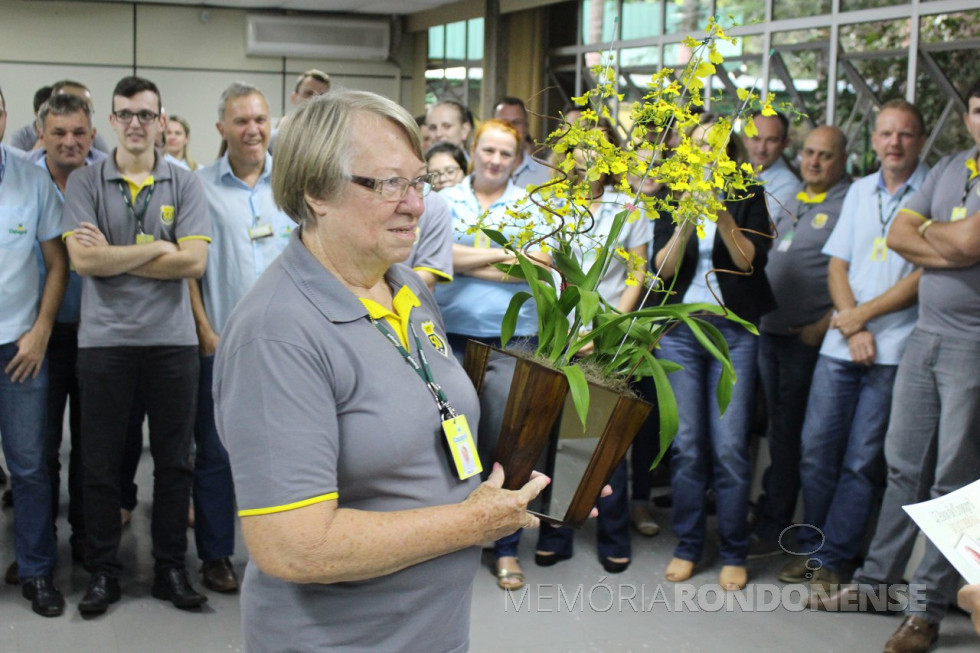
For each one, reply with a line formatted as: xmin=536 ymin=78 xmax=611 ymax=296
xmin=807 ymin=583 xmax=895 ymax=612
xmin=883 ymin=615 xmax=938 ymax=653
xmin=200 ymin=558 xmax=240 ymax=593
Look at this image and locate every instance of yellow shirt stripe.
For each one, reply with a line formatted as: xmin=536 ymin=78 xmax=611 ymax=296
xmin=414 ymin=266 xmax=453 ymax=283
xmin=124 ymin=175 xmax=155 ymax=202
xmin=238 ymin=491 xmax=339 ymax=517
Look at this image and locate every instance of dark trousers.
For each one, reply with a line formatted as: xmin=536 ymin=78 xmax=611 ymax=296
xmin=78 ymin=346 xmax=198 ymax=576
xmin=754 ymin=332 xmax=821 ymax=541
xmin=192 ymin=355 xmax=236 ymax=561
xmin=536 ymin=459 xmax=631 ymax=559
xmin=630 ymin=376 xmax=663 ymax=502
xmin=44 ymin=322 xmax=84 ymax=542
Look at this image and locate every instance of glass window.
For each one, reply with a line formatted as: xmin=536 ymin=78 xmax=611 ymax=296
xmin=665 ymin=0 xmax=712 ymax=35
xmin=582 ymin=0 xmax=620 ymax=45
xmin=840 ymin=0 xmax=904 ymax=9
xmin=467 ymin=18 xmax=484 ymax=60
xmin=428 ymin=25 xmax=444 ymax=60
xmin=773 ymin=0 xmax=831 ymax=20
xmin=715 ymin=0 xmax=765 ymax=25
xmin=622 ymin=0 xmax=662 ymax=39
xmin=445 ymin=21 xmax=467 ymax=61
xmin=620 ymin=45 xmax=660 ymax=68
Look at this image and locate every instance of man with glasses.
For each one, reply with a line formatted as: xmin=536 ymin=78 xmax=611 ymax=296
xmin=0 ymin=83 xmax=69 ymax=618
xmin=62 ymin=75 xmax=211 ymax=615
xmin=190 ymin=83 xmax=292 ymax=594
xmin=494 ymin=97 xmax=552 ymax=190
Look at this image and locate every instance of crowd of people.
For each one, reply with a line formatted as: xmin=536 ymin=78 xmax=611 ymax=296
xmin=0 ymin=67 xmax=979 ymax=653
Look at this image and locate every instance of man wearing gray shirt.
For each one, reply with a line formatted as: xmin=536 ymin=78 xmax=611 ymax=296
xmin=63 ymin=76 xmax=210 ymax=615
xmin=751 ymin=126 xmax=850 ymax=556
xmin=814 ymin=80 xmax=980 ymax=653
xmin=746 ymin=110 xmax=799 ymax=216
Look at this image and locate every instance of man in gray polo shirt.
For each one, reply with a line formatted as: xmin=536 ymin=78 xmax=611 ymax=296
xmin=751 ymin=126 xmax=851 ymax=557
xmin=62 ymin=75 xmax=211 ymax=615
xmin=814 ymin=81 xmax=980 ymax=653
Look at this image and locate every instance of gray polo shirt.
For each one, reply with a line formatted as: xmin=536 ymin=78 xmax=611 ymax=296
xmin=62 ymin=152 xmax=211 ymax=347
xmin=214 ymin=229 xmax=480 ymax=652
xmin=901 ymin=147 xmax=980 ymax=340
xmin=761 ymin=177 xmax=851 ymax=335
xmin=407 ymin=190 xmax=453 ymax=282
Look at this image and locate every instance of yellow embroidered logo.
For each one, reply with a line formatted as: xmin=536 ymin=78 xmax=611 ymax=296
xmin=160 ymin=205 xmax=175 ymax=225
xmin=811 ymin=213 xmax=828 ymax=229
xmin=421 ymin=320 xmax=448 ymax=357
xmin=8 ymin=223 xmax=28 ymax=236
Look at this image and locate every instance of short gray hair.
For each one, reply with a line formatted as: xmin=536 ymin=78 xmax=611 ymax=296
xmin=39 ymin=93 xmax=92 ymax=129
xmin=272 ymin=89 xmax=422 ymax=229
xmin=218 ymin=82 xmax=263 ymax=121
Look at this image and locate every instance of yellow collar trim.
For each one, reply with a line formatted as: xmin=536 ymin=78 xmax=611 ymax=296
xmin=965 ymin=157 xmax=979 ymax=180
xmin=359 ymin=285 xmax=421 ymax=349
xmin=123 ymin=174 xmax=155 ymax=202
xmin=796 ymin=190 xmax=827 ymax=204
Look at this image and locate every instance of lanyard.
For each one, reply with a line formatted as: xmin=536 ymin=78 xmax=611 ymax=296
xmin=116 ymin=181 xmax=155 ymax=235
xmin=0 ymin=148 xmax=6 ymax=186
xmin=370 ymin=319 xmax=457 ymax=421
xmin=877 ymin=185 xmax=911 ymax=237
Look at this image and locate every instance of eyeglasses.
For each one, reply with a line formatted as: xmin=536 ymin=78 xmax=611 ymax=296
xmin=429 ymin=165 xmax=462 ymax=180
xmin=348 ymin=174 xmax=434 ymax=201
xmin=112 ymin=110 xmax=160 ymax=125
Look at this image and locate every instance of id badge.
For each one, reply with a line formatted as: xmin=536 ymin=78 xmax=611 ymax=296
xmin=951 ymin=206 xmax=967 ymax=221
xmin=473 ymin=231 xmax=492 ymax=249
xmin=136 ymin=233 xmax=155 ymax=244
xmin=249 ymin=223 xmax=274 ymax=240
xmin=777 ymin=231 xmax=794 ymax=252
xmin=871 ymin=237 xmax=888 ymax=262
xmin=442 ymin=414 xmax=482 ymax=480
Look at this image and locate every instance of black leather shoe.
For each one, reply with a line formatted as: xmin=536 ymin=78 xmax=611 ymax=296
xmin=4 ymin=561 xmax=18 ymax=585
xmin=534 ymin=551 xmax=572 ymax=567
xmin=200 ymin=558 xmax=239 ymax=593
xmin=21 ymin=576 xmax=66 ymax=617
xmin=601 ymin=557 xmax=631 ymax=574
xmin=151 ymin=568 xmax=208 ymax=609
xmin=79 ymin=573 xmax=121 ymax=615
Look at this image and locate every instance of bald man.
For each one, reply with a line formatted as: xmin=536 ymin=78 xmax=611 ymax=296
xmin=751 ymin=126 xmax=851 ymax=558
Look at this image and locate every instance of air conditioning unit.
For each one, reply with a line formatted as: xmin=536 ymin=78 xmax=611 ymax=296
xmin=246 ymin=14 xmax=391 ymax=61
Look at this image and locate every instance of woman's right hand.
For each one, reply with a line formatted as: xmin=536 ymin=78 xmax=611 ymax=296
xmin=464 ymin=463 xmax=550 ymax=542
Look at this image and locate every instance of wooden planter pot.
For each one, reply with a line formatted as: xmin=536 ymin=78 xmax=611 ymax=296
xmin=463 ymin=340 xmax=652 ymax=528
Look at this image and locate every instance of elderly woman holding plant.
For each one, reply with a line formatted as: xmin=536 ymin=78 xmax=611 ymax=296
xmin=213 ymin=90 xmax=549 ymax=651
xmin=653 ymin=113 xmax=774 ymax=591
xmin=435 ymin=118 xmax=552 ymax=591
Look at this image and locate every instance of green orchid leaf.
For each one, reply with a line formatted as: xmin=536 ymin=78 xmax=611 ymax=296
xmin=638 ymin=349 xmax=679 ymax=469
xmin=578 ymin=289 xmax=601 ymax=325
xmin=500 ymin=291 xmax=532 ymax=347
xmin=551 ymin=248 xmax=587 ymax=287
xmin=563 ymin=363 xmax=591 ymax=431
xmin=481 ymin=228 xmax=509 ymax=248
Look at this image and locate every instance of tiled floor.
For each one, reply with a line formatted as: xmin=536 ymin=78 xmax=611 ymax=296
xmin=1 ymin=439 xmax=977 ymax=653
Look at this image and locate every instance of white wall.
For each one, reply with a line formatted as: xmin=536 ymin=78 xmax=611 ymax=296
xmin=0 ymin=0 xmax=414 ymax=166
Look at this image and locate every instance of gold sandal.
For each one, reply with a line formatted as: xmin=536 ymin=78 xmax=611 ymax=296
xmin=496 ymin=558 xmax=525 ymax=591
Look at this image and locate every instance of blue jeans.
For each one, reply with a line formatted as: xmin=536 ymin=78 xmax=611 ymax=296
xmin=535 ymin=459 xmax=631 ymax=559
xmin=852 ymin=329 xmax=980 ymax=623
xmin=193 ymin=355 xmax=236 ymax=561
xmin=797 ymin=356 xmax=896 ymax=570
xmin=754 ymin=332 xmax=821 ymax=541
xmin=0 ymin=342 xmax=57 ymax=578
xmin=659 ymin=318 xmax=757 ymax=566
